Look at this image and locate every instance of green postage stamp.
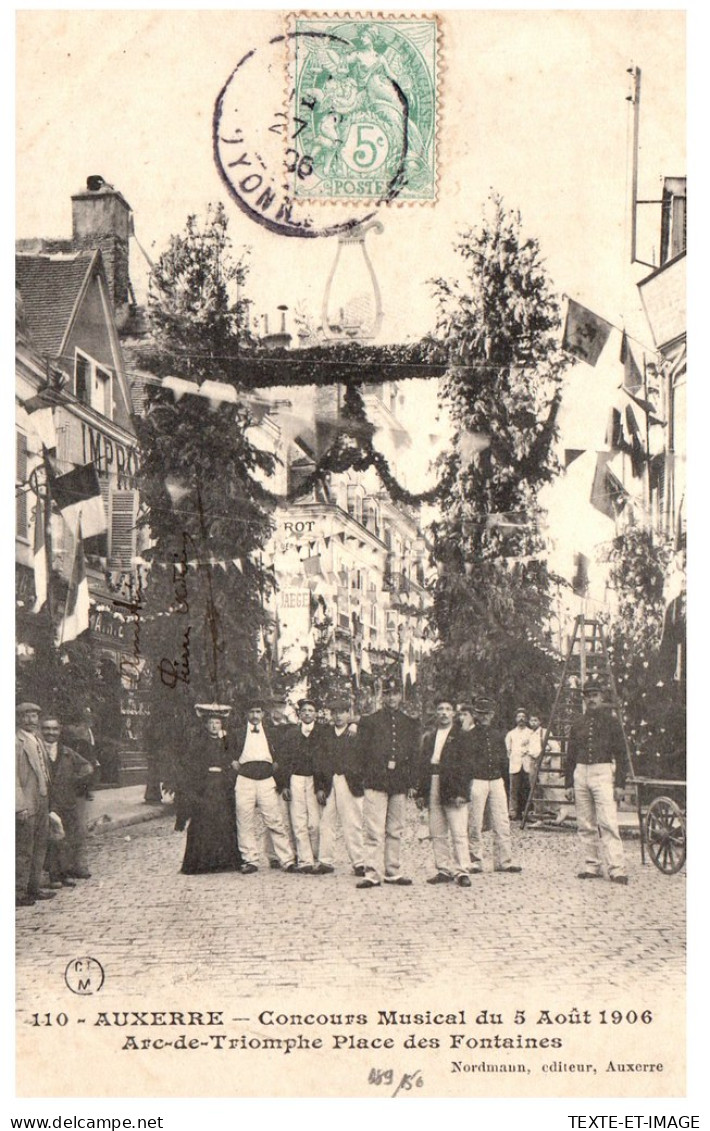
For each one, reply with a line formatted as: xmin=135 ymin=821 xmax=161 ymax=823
xmin=289 ymin=15 xmax=439 ymax=203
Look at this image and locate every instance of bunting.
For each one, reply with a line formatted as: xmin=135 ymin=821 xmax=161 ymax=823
xmin=27 ymin=406 xmax=57 ymax=452
xmin=623 ymin=388 xmax=665 ymax=428
xmin=590 ymin=454 xmax=628 ymax=519
xmin=572 ymin=551 xmax=590 ymax=597
xmin=562 ymin=299 xmax=613 ymax=366
xmin=620 ymin=331 xmax=643 ymax=394
xmin=606 ymin=406 xmax=645 ymax=478
xmin=49 ymin=461 xmax=107 ymax=539
xmin=56 ymin=519 xmax=90 ymax=645
xmin=32 ymin=498 xmax=47 ymax=613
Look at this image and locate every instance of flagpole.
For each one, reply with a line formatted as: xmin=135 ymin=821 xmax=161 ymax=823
xmin=43 ymin=451 xmax=55 ymax=631
xmin=642 ymin=355 xmax=652 ymax=514
xmin=628 ymin=66 xmax=641 ymax=266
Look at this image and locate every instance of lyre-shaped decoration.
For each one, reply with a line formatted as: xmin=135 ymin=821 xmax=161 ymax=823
xmin=321 ymin=220 xmax=384 ymax=342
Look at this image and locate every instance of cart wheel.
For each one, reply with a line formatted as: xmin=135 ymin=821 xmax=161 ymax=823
xmin=644 ymin=796 xmax=686 ymax=875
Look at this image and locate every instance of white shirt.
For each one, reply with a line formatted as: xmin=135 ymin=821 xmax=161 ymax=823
xmin=300 ymin=722 xmax=315 ymax=737
xmin=240 ymin=726 xmax=272 ymax=764
xmin=45 ymin=741 xmax=59 ymax=763
xmin=431 ymin=725 xmax=453 ymax=764
xmin=522 ymin=727 xmax=543 ymax=774
xmin=505 ymin=726 xmax=530 ymax=774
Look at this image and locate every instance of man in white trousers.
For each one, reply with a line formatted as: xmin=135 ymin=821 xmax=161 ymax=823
xmin=315 ymin=697 xmax=365 ymax=876
xmin=231 ymin=701 xmax=296 ymax=874
xmin=280 ymin=699 xmax=328 ymax=874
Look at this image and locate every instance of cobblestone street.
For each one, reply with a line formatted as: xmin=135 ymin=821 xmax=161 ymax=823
xmin=16 ymin=808 xmax=685 ymax=1007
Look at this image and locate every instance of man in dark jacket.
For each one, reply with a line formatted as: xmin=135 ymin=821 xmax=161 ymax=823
xmin=564 ymin=685 xmax=628 ymax=885
xmin=354 ymin=678 xmax=419 ymax=888
xmin=314 ymin=696 xmax=364 ymax=876
xmin=460 ymin=697 xmax=522 ymax=875
xmin=280 ymin=699 xmax=328 ymax=873
xmin=415 ymin=697 xmax=472 ymax=887
xmin=41 ymin=716 xmax=94 ymax=887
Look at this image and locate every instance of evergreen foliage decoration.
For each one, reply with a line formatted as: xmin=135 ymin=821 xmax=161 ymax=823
xmin=131 ymin=207 xmax=278 ymax=784
xmin=605 ymin=521 xmax=685 ymax=777
xmin=422 ymin=194 xmax=568 ymax=715
xmin=253 ymin=382 xmax=454 ymax=508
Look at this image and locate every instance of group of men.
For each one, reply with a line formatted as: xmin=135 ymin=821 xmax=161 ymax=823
xmin=192 ymin=676 xmax=629 ymax=889
xmin=15 ymin=703 xmax=94 ymax=908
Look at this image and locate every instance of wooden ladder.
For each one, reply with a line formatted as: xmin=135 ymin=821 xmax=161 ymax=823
xmin=521 ymin=615 xmax=635 ymax=828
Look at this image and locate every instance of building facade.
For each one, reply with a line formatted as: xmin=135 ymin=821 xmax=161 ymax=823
xmin=15 ymin=180 xmax=147 ymax=781
xmin=255 ymin=381 xmax=432 ymax=710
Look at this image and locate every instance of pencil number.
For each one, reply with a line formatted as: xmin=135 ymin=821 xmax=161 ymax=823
xmin=369 ymin=1068 xmax=394 ymax=1086
xmin=368 ymin=1068 xmax=424 ymax=1097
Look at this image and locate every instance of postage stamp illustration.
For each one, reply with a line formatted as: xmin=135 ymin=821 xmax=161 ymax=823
xmin=290 ymin=15 xmax=438 ymax=203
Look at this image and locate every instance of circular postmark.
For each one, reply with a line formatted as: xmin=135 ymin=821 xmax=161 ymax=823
xmin=213 ymin=18 xmax=438 ymax=238
xmin=64 ymin=956 xmax=105 ymax=995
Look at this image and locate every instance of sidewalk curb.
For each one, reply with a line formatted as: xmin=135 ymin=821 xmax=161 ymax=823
xmin=87 ymin=804 xmax=172 ymax=836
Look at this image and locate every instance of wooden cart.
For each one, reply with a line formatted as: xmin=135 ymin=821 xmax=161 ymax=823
xmin=632 ymin=777 xmax=686 ymax=875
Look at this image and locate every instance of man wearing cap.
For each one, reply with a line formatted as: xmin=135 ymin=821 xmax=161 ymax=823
xmin=506 ymin=707 xmax=531 ymax=821
xmin=16 ymin=702 xmax=56 ymax=906
xmin=354 ymin=678 xmax=419 ymax=888
xmin=564 ymin=686 xmax=629 ymax=885
xmin=315 ymin=697 xmax=364 ymax=876
xmin=416 ymin=698 xmax=472 ymax=887
xmin=231 ymin=701 xmax=296 ymax=874
xmin=460 ymin=697 xmax=522 ymax=875
xmin=280 ymin=699 xmax=327 ymax=873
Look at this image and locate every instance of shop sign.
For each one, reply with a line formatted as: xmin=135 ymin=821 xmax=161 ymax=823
xmin=82 ymin=422 xmax=140 ymax=486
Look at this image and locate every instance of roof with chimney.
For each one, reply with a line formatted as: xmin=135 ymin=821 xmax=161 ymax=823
xmin=15 ymin=249 xmax=99 ymax=358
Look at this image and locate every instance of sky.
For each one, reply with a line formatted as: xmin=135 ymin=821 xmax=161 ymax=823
xmin=14 ymin=9 xmax=686 ymax=568
xmin=16 ymin=8 xmax=685 ymax=352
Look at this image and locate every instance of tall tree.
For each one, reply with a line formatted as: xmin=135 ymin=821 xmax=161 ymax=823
xmin=131 ymin=206 xmax=276 ymax=787
xmin=605 ymin=520 xmax=685 ymax=777
xmin=425 ymin=194 xmax=567 ymax=714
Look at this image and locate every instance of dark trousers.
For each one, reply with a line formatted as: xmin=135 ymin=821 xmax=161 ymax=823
xmin=46 ymin=805 xmax=86 ymax=878
xmin=16 ymin=800 xmax=49 ymax=897
xmin=508 ymin=771 xmax=531 ymax=819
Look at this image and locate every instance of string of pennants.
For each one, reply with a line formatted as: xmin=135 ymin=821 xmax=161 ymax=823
xmin=143 ymin=557 xmax=245 ymax=572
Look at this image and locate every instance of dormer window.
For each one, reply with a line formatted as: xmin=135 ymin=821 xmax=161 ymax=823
xmin=75 ymin=353 xmax=91 ymax=406
xmin=74 ymin=350 xmax=113 ymax=419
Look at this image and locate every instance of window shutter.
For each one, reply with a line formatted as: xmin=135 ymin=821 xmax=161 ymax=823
xmin=16 ymin=431 xmax=28 ymax=538
xmin=75 ymin=354 xmax=91 ymax=405
xmin=85 ymin=476 xmax=110 ymax=558
xmin=110 ymin=489 xmax=137 ymax=568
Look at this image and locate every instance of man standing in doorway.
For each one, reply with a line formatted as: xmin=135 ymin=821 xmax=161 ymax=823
xmin=564 ymin=685 xmax=629 ymax=885
xmin=355 ymin=678 xmax=419 ymax=889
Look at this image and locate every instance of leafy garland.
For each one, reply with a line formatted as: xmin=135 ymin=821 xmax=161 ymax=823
xmin=255 ymin=383 xmax=454 ymax=508
xmin=134 ymin=339 xmax=451 ymax=390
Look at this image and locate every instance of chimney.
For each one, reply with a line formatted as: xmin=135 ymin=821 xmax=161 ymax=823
xmin=260 ymin=304 xmax=293 ymax=350
xmin=71 ymin=176 xmax=134 ymax=311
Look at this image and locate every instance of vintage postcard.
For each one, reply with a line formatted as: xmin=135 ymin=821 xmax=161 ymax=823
xmin=14 ymin=6 xmax=688 ymax=1111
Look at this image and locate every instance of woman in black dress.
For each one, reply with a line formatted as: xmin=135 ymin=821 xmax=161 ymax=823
xmin=175 ymin=704 xmax=242 ymax=874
